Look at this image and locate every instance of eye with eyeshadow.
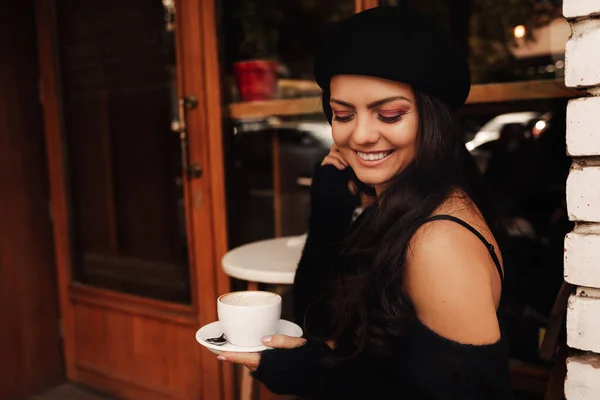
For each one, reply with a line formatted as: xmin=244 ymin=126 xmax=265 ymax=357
xmin=333 ymin=110 xmax=355 ymax=123
xmin=377 ymin=110 xmax=407 ymax=124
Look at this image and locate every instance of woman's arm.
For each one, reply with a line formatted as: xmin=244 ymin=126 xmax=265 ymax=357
xmin=292 ymin=163 xmax=362 ymax=330
xmin=401 ymin=219 xmax=512 ymax=399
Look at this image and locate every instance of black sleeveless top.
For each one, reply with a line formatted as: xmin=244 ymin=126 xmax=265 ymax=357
xmin=253 ymin=165 xmax=514 ymax=399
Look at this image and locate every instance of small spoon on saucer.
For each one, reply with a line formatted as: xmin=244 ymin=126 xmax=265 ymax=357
xmin=205 ymin=333 xmax=227 ymax=346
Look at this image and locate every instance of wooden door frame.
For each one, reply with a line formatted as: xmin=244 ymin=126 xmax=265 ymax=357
xmin=34 ymin=0 xmax=232 ymax=398
xmin=35 ymin=0 xmax=77 ymax=380
xmin=179 ymin=0 xmax=235 ymax=397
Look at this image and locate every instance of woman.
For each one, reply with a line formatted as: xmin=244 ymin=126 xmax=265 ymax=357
xmin=219 ymin=6 xmax=514 ymax=399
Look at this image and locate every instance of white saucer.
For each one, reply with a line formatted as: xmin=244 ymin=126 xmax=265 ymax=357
xmin=195 ymin=319 xmax=303 ymax=355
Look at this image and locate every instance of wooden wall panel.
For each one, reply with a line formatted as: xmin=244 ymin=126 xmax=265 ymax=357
xmin=0 ymin=0 xmax=64 ymax=398
xmin=72 ymin=303 xmax=204 ymax=400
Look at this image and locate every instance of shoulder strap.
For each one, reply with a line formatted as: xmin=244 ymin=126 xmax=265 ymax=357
xmin=424 ymin=214 xmax=504 ymax=282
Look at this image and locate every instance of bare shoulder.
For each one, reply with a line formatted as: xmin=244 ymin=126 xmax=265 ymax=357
xmin=404 ymin=207 xmax=503 ymax=345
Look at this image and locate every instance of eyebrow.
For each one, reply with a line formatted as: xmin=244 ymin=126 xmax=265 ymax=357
xmin=330 ymin=96 xmax=412 ymax=110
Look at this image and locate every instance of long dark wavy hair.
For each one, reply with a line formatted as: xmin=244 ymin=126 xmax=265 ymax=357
xmin=325 ymin=89 xmax=501 ymax=362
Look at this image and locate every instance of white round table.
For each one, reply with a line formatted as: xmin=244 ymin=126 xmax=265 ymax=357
xmin=222 ymin=234 xmax=306 ymax=287
xmin=221 ymin=234 xmax=306 ymax=400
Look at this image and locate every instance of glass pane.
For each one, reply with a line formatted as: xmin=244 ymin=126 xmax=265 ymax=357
xmin=55 ymin=0 xmax=190 ymax=303
xmin=380 ymin=0 xmax=567 ymax=84
xmin=215 ymin=0 xmax=355 ymax=246
xmin=225 ymin=116 xmax=331 ymax=248
xmin=460 ymin=97 xmax=571 ymax=363
xmin=220 ymin=0 xmax=355 ymax=102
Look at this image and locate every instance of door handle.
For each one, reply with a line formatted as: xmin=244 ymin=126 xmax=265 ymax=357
xmin=172 ymin=94 xmax=202 ymax=180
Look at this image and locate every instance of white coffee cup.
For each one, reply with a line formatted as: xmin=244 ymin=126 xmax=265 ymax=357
xmin=217 ymin=291 xmax=282 ymax=347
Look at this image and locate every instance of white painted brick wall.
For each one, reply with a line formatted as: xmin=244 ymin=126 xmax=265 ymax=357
xmin=565 ymin=355 xmax=600 ymax=400
xmin=566 ymin=166 xmax=600 ymax=222
xmin=564 ymin=4 xmax=600 ymax=399
xmin=567 ymin=97 xmax=600 ymax=156
xmin=565 ymin=19 xmax=600 ymax=88
xmin=563 ymin=0 xmax=600 ymax=19
xmin=564 ymin=228 xmax=600 ymax=288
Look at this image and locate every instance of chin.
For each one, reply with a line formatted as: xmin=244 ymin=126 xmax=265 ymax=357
xmin=353 ymin=168 xmax=394 ymax=187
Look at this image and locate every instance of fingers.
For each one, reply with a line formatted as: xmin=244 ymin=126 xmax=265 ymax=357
xmin=262 ymin=334 xmax=307 ymax=349
xmin=217 ymin=336 xmax=306 ymax=371
xmin=321 ymin=155 xmax=347 ymax=170
xmin=217 ymin=352 xmax=260 ymax=371
xmin=321 ymin=144 xmax=348 ymax=170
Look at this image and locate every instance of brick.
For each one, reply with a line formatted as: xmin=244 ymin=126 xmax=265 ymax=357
xmin=565 ymin=229 xmax=600 ymax=288
xmin=567 ymin=97 xmax=600 ymax=156
xmin=576 ymin=286 xmax=600 ymax=299
xmin=563 ymin=0 xmax=600 ymax=19
xmin=565 ymin=19 xmax=600 ymax=88
xmin=566 ymin=355 xmax=600 ymax=399
xmin=567 ymin=166 xmax=600 ymax=222
xmin=567 ymin=294 xmax=600 ymax=352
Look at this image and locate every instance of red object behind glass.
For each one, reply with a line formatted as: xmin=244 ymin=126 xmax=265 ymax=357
xmin=234 ymin=60 xmax=279 ymax=101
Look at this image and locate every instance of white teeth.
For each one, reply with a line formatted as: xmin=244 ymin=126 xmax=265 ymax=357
xmin=357 ymin=151 xmax=391 ymax=161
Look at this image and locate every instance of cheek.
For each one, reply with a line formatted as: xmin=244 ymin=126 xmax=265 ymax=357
xmin=331 ymin=125 xmax=352 ymax=146
xmin=385 ymin=123 xmax=418 ymax=149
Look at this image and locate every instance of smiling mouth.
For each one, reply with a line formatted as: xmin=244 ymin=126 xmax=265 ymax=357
xmin=355 ymin=150 xmax=394 ymax=162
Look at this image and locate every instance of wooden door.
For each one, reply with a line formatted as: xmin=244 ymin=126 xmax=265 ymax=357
xmin=35 ymin=0 xmax=232 ymax=399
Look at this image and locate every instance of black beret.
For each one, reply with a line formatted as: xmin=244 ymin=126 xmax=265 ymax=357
xmin=313 ymin=6 xmax=471 ymax=123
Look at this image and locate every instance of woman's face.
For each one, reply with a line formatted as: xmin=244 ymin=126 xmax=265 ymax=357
xmin=330 ymin=75 xmax=419 ymax=194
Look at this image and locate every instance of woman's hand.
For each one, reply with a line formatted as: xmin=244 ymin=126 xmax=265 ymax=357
xmin=217 ymin=334 xmax=307 ymax=371
xmin=317 ymin=144 xmax=375 ymax=209
xmin=321 ymin=144 xmax=348 ymax=170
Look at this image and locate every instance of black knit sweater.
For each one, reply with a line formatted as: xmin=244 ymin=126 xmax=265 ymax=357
xmin=253 ymin=165 xmax=514 ymax=399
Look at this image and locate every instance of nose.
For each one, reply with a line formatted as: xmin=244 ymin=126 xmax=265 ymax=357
xmin=352 ymin=114 xmax=379 ymax=146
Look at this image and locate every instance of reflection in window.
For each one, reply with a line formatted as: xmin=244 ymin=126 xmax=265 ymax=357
xmin=220 ymin=0 xmax=355 ymax=101
xmin=460 ymin=97 xmax=571 ymax=369
xmin=225 ymin=116 xmax=331 ymax=248
xmin=380 ymin=0 xmax=567 ymax=83
xmin=56 ymin=0 xmax=191 ymax=303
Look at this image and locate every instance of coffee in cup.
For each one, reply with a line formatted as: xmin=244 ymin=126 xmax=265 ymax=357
xmin=217 ymin=291 xmax=282 ymax=347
